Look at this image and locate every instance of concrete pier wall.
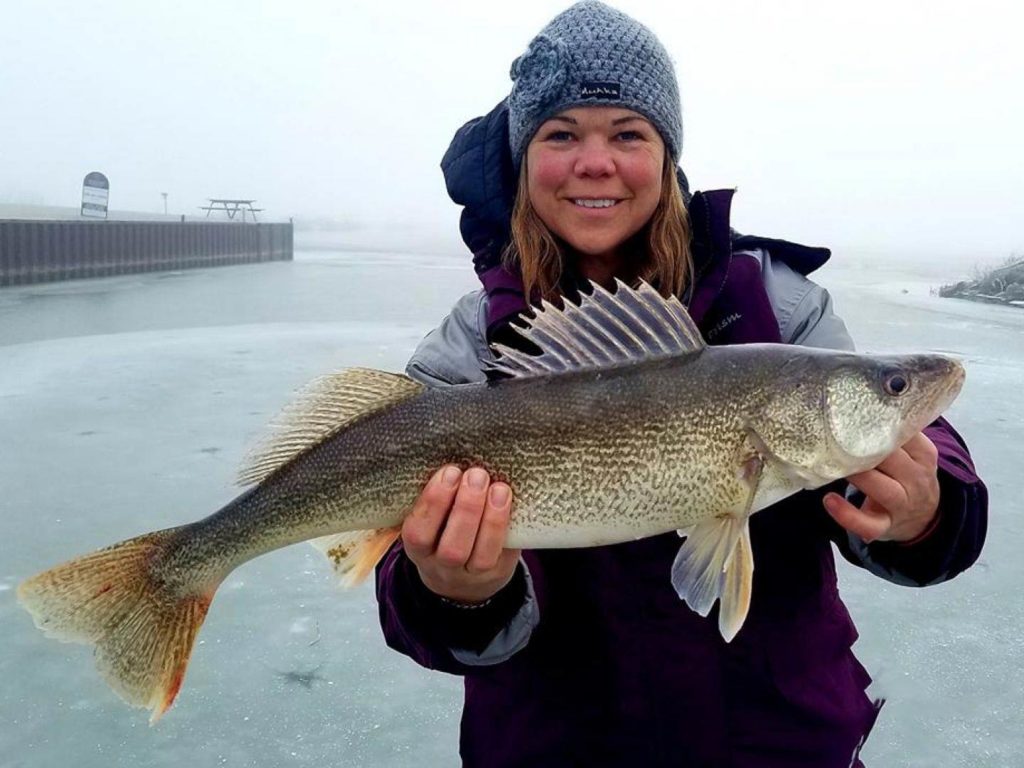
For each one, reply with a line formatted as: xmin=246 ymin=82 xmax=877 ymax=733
xmin=0 ymin=220 xmax=292 ymax=286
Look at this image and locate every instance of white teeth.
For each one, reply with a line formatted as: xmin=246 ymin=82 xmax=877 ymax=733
xmin=573 ymin=199 xmax=618 ymax=208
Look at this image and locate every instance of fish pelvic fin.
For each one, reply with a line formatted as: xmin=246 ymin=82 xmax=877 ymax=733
xmin=670 ymin=436 xmax=763 ymax=641
xmin=16 ymin=527 xmax=216 ymax=724
xmin=310 ymin=527 xmax=402 ymax=587
xmin=672 ymin=516 xmax=754 ymax=643
xmin=238 ymin=368 xmax=424 ymax=487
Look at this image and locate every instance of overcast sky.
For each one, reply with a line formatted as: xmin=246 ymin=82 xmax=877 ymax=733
xmin=1 ymin=1 xmax=1021 ymax=259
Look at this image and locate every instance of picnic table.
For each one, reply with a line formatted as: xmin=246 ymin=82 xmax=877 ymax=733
xmin=199 ymin=199 xmax=264 ymax=222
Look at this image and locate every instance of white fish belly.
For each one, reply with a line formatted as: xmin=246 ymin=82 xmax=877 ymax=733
xmin=503 ymin=447 xmax=751 ymax=550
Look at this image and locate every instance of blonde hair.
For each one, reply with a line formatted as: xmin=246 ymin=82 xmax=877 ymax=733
xmin=504 ymin=157 xmax=693 ymax=304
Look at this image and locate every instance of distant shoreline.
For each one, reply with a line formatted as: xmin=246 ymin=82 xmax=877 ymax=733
xmin=939 ymin=257 xmax=1024 ymax=309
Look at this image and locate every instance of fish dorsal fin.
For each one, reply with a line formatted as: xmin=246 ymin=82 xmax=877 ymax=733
xmin=487 ymin=279 xmax=706 ymax=379
xmin=237 ymin=368 xmax=424 ymax=486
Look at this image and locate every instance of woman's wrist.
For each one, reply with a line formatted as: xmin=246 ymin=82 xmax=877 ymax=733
xmin=401 ymin=556 xmax=530 ymax=653
xmin=895 ymin=508 xmax=943 ymax=547
xmin=418 ymin=569 xmax=515 ymax=606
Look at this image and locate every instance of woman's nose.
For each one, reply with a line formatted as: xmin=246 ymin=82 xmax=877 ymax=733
xmin=573 ymin=138 xmax=615 ymax=178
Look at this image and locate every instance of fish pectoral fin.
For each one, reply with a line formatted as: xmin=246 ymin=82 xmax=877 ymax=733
xmin=745 ymin=427 xmax=830 ymax=490
xmin=672 ymin=515 xmax=754 ymax=643
xmin=737 ymin=434 xmax=766 ymax=513
xmin=310 ymin=527 xmax=401 ymax=587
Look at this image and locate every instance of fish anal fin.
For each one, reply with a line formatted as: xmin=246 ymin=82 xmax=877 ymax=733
xmin=238 ymin=369 xmax=423 ymax=487
xmin=310 ymin=527 xmax=402 ymax=587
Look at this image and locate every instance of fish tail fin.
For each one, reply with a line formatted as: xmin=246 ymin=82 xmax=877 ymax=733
xmin=16 ymin=526 xmax=216 ymax=723
xmin=310 ymin=526 xmax=402 ymax=587
xmin=672 ymin=516 xmax=754 ymax=642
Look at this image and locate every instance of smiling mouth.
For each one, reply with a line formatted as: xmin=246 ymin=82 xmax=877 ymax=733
xmin=572 ymin=198 xmax=621 ymax=209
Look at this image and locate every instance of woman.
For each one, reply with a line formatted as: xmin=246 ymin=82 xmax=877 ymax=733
xmin=376 ymin=3 xmax=987 ymax=766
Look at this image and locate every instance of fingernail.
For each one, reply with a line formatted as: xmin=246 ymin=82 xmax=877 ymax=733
xmin=822 ymin=494 xmax=839 ymax=512
xmin=466 ymin=468 xmax=488 ymax=490
xmin=489 ymin=484 xmax=510 ymax=506
xmin=441 ymin=466 xmax=461 ymax=487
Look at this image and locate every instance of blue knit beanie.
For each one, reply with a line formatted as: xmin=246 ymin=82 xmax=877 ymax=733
xmin=508 ymin=1 xmax=682 ymax=169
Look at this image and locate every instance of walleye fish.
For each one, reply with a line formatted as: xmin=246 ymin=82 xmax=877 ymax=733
xmin=18 ymin=280 xmax=964 ymax=722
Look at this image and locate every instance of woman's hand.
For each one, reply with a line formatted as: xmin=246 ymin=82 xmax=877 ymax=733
xmin=402 ymin=465 xmax=520 ymax=604
xmin=823 ymin=432 xmax=941 ymax=544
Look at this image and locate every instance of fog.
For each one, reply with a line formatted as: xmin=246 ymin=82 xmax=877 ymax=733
xmin=1 ymin=1 xmax=1022 ymax=260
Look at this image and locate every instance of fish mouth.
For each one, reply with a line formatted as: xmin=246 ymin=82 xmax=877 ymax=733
xmin=896 ymin=354 xmax=965 ymax=440
xmin=921 ymin=355 xmax=965 ymax=413
xmin=941 ymin=358 xmax=965 ymax=411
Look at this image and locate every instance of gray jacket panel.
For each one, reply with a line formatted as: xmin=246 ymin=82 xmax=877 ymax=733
xmin=450 ymin=559 xmax=541 ymax=666
xmin=406 ymin=290 xmax=493 ymax=387
xmin=752 ymin=249 xmax=855 ymax=352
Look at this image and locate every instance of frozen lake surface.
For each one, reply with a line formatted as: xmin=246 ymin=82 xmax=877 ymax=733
xmin=0 ymin=234 xmax=1020 ymax=767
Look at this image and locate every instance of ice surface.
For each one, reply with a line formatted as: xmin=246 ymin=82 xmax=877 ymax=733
xmin=815 ymin=255 xmax=1024 ymax=768
xmin=0 ymin=235 xmax=1020 ymax=766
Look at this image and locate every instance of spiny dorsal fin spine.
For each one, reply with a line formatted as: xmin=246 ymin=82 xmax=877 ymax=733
xmin=658 ymin=292 xmax=704 ymax=348
xmin=587 ymin=283 xmax=649 ymax=355
xmin=490 ymin=344 xmax=545 ymax=375
xmin=536 ymin=299 xmax=602 ymax=365
xmin=487 ymin=279 xmax=706 ymax=380
xmin=616 ymin=280 xmax=680 ymax=352
xmin=593 ymin=280 xmax=665 ymax=353
xmin=561 ymin=304 xmax=624 ymax=365
xmin=526 ymin=326 xmax=574 ymax=370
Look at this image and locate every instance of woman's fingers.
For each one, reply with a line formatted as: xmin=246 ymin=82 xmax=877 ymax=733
xmin=867 ymin=447 xmax=918 ymax=483
xmin=845 ymin=467 xmax=909 ymax=514
xmin=901 ymin=431 xmax=939 ymax=466
xmin=402 ymin=465 xmax=518 ymax=603
xmin=823 ymin=492 xmax=892 ymax=543
xmin=434 ymin=468 xmax=492 ymax=567
xmin=402 ymin=465 xmax=462 ymax=560
xmin=467 ymin=482 xmax=514 ymax=573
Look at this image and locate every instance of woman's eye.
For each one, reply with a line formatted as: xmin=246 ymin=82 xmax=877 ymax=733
xmin=543 ymin=130 xmax=575 ymax=142
xmin=616 ymin=130 xmax=644 ymax=142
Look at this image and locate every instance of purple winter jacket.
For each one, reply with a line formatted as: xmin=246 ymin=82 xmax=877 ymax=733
xmin=376 ymin=108 xmax=988 ymax=767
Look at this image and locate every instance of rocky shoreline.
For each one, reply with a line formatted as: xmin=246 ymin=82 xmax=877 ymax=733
xmin=939 ymin=258 xmax=1024 ymax=308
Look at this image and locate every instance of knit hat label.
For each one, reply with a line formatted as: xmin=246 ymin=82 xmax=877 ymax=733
xmin=580 ymin=81 xmax=621 ymax=100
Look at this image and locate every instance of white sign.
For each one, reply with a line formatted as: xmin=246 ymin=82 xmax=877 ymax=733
xmin=81 ymin=172 xmax=109 ymax=219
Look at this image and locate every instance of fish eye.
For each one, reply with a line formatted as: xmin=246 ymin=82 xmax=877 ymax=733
xmin=881 ymin=369 xmax=910 ymax=396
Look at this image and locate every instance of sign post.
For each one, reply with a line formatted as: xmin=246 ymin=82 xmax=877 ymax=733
xmin=81 ymin=172 xmax=109 ymax=219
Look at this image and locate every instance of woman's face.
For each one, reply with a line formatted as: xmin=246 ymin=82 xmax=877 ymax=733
xmin=526 ymin=106 xmax=665 ymax=269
